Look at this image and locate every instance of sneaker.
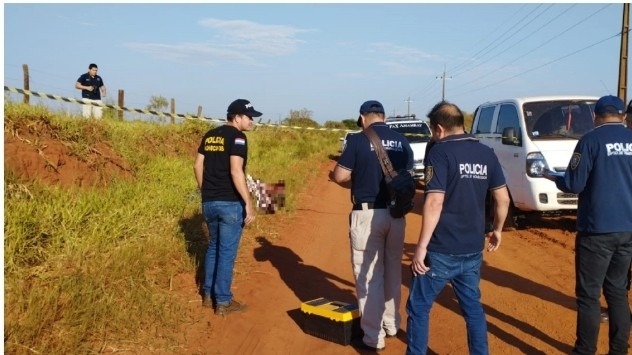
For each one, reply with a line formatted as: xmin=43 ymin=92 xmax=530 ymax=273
xmin=215 ymin=299 xmax=247 ymax=316
xmin=601 ymin=312 xmax=609 ymax=323
xmin=385 ymin=329 xmax=399 ymax=338
xmin=202 ymin=294 xmax=213 ymax=308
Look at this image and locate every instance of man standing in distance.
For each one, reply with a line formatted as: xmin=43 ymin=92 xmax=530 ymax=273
xmin=544 ymin=95 xmax=632 ymax=355
xmin=407 ymin=101 xmax=509 ymax=355
xmin=75 ymin=63 xmax=106 ymax=118
xmin=334 ymin=100 xmax=414 ymax=351
xmin=194 ymin=99 xmax=260 ymax=316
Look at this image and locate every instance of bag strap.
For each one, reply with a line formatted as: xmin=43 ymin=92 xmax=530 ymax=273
xmin=363 ymin=126 xmax=398 ymax=180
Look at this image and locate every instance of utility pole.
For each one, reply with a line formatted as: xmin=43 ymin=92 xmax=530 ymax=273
xmin=618 ymin=3 xmax=629 ymax=103
xmin=404 ymin=96 xmax=414 ymax=117
xmin=436 ymin=64 xmax=452 ymax=101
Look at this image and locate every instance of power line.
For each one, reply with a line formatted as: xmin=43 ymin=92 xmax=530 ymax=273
xmin=450 ymin=4 xmax=542 ymax=75
xmin=450 ymin=4 xmax=528 ymax=73
xmin=408 ymin=77 xmax=439 ymax=98
xmin=453 ymin=4 xmax=586 ymax=90
xmin=451 ymin=4 xmax=613 ymax=96
xmin=451 ymin=4 xmax=554 ymax=78
xmin=411 ymin=80 xmax=441 ymax=105
xmin=451 ymin=30 xmax=626 ymax=98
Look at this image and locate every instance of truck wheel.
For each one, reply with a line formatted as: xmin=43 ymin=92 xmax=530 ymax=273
xmin=503 ymin=204 xmax=518 ymax=231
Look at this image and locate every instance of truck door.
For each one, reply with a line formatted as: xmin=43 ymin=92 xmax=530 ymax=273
xmin=494 ymin=103 xmax=526 ymax=206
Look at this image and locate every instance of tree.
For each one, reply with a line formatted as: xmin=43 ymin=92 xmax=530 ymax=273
xmin=146 ymin=95 xmax=168 ymax=122
xmin=323 ymin=121 xmax=347 ymax=130
xmin=463 ymin=111 xmax=474 ymax=133
xmin=281 ymin=108 xmax=319 ymax=128
xmin=341 ymin=118 xmax=358 ymax=130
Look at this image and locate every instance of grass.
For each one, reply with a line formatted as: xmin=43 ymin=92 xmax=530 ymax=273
xmin=4 ymin=102 xmax=340 ymax=354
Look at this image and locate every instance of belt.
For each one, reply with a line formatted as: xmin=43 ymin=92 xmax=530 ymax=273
xmin=352 ymin=202 xmax=388 ymax=210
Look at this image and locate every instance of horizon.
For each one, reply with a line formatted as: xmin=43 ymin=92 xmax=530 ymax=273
xmin=4 ymin=3 xmax=630 ymax=123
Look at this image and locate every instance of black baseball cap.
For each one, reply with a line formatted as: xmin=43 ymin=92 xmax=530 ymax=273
xmin=227 ymin=99 xmax=262 ymax=117
xmin=357 ymin=100 xmax=385 ymax=127
xmin=626 ymin=99 xmax=632 ymax=114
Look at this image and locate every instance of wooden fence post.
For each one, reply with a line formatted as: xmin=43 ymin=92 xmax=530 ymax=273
xmin=118 ymin=90 xmax=124 ymax=120
xmin=170 ymin=98 xmax=175 ymax=124
xmin=197 ymin=106 xmax=203 ymax=119
xmin=22 ymin=64 xmax=30 ymax=105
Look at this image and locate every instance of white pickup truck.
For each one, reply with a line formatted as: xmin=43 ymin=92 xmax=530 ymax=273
xmin=470 ymin=95 xmax=599 ymax=227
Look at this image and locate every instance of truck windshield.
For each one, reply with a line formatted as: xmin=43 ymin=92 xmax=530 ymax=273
xmin=388 ymin=122 xmax=432 ymax=143
xmin=524 ymin=100 xmax=597 ymax=140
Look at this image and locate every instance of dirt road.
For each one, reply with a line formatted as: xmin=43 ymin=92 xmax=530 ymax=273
xmin=173 ymin=159 xmax=619 ymax=354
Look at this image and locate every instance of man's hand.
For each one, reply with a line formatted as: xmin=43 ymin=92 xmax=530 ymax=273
xmin=411 ymin=246 xmax=430 ymax=276
xmin=486 ymin=230 xmax=502 ymax=251
xmin=542 ymin=169 xmax=556 ymax=181
xmin=244 ymin=203 xmax=256 ymax=225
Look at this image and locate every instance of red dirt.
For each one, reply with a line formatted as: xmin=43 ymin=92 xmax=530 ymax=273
xmin=5 ymin=130 xmax=625 ymax=353
xmin=169 ymin=159 xmax=626 ymax=355
xmin=4 ymin=130 xmax=132 ymax=187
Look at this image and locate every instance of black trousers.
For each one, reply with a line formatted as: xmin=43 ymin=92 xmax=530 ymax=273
xmin=572 ymin=231 xmax=632 ymax=355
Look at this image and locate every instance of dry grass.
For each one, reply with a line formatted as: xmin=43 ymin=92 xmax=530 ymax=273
xmin=4 ymin=102 xmax=340 ymax=353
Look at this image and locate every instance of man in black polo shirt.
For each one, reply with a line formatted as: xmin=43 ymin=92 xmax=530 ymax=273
xmin=334 ymin=100 xmax=414 ymax=351
xmin=75 ymin=63 xmax=106 ymax=119
xmin=193 ymin=98 xmax=261 ymax=317
xmin=406 ymin=101 xmax=509 ymax=355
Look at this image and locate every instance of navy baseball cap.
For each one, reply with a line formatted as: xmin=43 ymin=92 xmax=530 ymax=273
xmin=357 ymin=100 xmax=385 ymax=127
xmin=594 ymin=95 xmax=625 ymax=115
xmin=227 ymin=99 xmax=262 ymax=117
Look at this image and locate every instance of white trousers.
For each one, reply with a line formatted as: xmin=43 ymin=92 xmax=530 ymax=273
xmin=81 ymin=98 xmax=103 ymax=119
xmin=349 ymin=208 xmax=405 ymax=349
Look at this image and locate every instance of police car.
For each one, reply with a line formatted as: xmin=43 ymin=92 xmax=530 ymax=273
xmin=339 ymin=130 xmax=361 ymax=153
xmin=385 ymin=114 xmax=432 ymax=182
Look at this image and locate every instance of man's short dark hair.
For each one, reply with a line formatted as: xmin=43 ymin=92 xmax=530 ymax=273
xmin=89 ymin=63 xmax=98 ymax=69
xmin=427 ymin=101 xmax=464 ymax=130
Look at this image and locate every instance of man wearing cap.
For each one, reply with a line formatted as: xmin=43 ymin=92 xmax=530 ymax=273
xmin=544 ymin=95 xmax=632 ymax=355
xmin=333 ymin=100 xmax=414 ymax=351
xmin=194 ymin=98 xmax=261 ymax=316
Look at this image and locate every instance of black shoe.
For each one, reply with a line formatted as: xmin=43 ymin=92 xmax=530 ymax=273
xmin=352 ymin=338 xmax=385 ymax=353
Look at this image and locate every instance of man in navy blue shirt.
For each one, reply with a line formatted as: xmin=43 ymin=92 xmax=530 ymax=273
xmin=406 ymin=101 xmax=509 ymax=355
xmin=544 ymin=95 xmax=632 ymax=355
xmin=75 ymin=63 xmax=106 ymax=119
xmin=334 ymin=100 xmax=414 ymax=351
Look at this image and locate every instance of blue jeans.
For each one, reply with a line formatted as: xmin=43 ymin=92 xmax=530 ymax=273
xmin=202 ymin=201 xmax=244 ymax=306
xmin=406 ymin=251 xmax=488 ymax=355
xmin=573 ymin=231 xmax=632 ymax=355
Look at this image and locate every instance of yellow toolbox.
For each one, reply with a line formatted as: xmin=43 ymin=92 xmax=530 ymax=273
xmin=300 ymin=297 xmax=361 ymax=345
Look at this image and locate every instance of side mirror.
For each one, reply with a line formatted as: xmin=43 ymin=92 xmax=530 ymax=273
xmin=501 ymin=127 xmax=521 ymax=146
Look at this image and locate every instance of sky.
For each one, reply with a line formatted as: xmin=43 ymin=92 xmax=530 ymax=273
xmin=3 ymin=2 xmax=630 ymax=124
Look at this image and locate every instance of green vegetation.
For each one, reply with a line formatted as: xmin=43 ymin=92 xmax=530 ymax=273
xmin=4 ymin=102 xmax=340 ymax=354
